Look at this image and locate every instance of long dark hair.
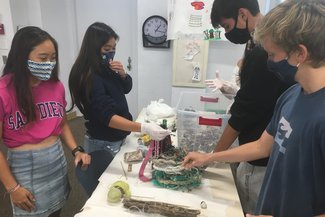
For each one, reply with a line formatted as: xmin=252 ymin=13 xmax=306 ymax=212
xmin=3 ymin=26 xmax=59 ymax=123
xmin=68 ymin=22 xmax=119 ymax=115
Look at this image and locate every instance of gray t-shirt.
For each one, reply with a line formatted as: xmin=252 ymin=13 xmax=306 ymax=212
xmin=256 ymin=84 xmax=325 ymax=216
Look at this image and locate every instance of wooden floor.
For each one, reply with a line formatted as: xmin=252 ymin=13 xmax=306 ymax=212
xmin=0 ymin=117 xmax=88 ymax=217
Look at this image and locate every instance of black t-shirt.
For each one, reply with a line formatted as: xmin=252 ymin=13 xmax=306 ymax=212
xmin=229 ymin=40 xmax=293 ymax=166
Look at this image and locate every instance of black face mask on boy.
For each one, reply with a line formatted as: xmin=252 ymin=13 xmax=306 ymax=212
xmin=267 ymin=58 xmax=298 ymax=85
xmin=225 ymin=17 xmax=251 ymax=44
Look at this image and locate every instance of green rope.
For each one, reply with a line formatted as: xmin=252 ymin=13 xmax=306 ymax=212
xmin=151 ymin=148 xmax=202 ymax=191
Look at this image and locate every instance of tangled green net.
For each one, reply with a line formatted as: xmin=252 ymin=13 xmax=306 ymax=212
xmin=152 ymin=167 xmax=202 ymax=191
xmin=151 ymin=148 xmax=202 ymax=191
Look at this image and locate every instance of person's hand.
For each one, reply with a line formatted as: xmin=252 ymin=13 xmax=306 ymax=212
xmin=246 ymin=214 xmax=273 ymax=217
xmin=141 ymin=122 xmax=170 ymax=141
xmin=182 ymin=152 xmax=211 ymax=168
xmin=11 ymin=186 xmax=36 ymax=212
xmin=205 ymin=71 xmax=239 ymax=98
xmin=74 ymin=152 xmax=91 ymax=168
xmin=109 ymin=60 xmax=127 ymax=79
xmin=205 ymin=71 xmax=224 ymax=92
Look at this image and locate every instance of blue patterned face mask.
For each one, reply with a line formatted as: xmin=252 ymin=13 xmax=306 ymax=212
xmin=102 ymin=51 xmax=115 ymax=66
xmin=27 ymin=60 xmax=56 ymax=81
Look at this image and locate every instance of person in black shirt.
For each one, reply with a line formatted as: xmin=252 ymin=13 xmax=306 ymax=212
xmin=69 ymin=22 xmax=169 ymax=157
xmin=208 ymin=0 xmax=294 ymax=214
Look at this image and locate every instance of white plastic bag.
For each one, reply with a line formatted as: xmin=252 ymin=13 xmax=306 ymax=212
xmin=145 ymin=99 xmax=176 ymax=121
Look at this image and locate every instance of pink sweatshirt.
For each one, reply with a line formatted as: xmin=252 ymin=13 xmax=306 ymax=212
xmin=0 ymin=74 xmax=67 ymax=148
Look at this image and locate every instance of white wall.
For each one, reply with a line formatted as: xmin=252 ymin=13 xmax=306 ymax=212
xmin=0 ymin=0 xmax=15 ymax=71
xmin=39 ymin=0 xmax=78 ymax=111
xmin=137 ymin=0 xmax=245 ymax=109
xmin=73 ymin=0 xmax=138 ymax=117
xmin=6 ymin=0 xmax=277 ymax=116
xmin=10 ymin=0 xmax=42 ymax=29
xmin=137 ymin=0 xmax=267 ymax=108
xmin=137 ymin=0 xmax=173 ymax=110
xmin=263 ymin=0 xmax=284 ymax=13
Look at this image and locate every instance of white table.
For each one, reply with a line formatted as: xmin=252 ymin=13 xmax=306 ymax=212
xmin=74 ymin=131 xmax=243 ymax=217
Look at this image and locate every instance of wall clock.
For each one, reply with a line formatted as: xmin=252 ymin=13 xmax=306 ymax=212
xmin=142 ymin=15 xmax=170 ymax=48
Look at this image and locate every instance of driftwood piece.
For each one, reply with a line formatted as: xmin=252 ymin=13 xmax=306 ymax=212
xmin=123 ymin=198 xmax=201 ymax=217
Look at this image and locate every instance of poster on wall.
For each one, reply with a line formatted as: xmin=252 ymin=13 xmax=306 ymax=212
xmin=167 ymin=0 xmax=225 ymax=41
xmin=172 ymin=38 xmax=209 ymax=87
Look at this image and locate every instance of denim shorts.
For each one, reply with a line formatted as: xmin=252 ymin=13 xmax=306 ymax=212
xmin=84 ymin=135 xmax=124 ymax=156
xmin=7 ymin=140 xmax=70 ymax=217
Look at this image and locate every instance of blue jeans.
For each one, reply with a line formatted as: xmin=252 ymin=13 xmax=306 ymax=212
xmin=84 ymin=135 xmax=124 ymax=156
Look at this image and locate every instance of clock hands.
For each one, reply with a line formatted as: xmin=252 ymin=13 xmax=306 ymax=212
xmin=156 ymin=30 xmax=166 ymax=34
xmin=142 ymin=16 xmax=170 ymax=47
xmin=155 ymin=24 xmax=161 ymax=33
xmin=154 ymin=24 xmax=167 ymax=35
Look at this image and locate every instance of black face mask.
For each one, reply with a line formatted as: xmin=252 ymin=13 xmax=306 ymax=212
xmin=267 ymin=59 xmax=298 ymax=85
xmin=225 ymin=18 xmax=251 ymax=44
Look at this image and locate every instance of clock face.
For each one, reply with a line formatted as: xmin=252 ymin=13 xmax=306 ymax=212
xmin=142 ymin=15 xmax=168 ymax=45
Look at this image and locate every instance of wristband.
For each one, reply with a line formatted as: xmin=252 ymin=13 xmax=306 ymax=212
xmin=72 ymin=146 xmax=85 ymax=157
xmin=7 ymin=184 xmax=21 ymax=194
